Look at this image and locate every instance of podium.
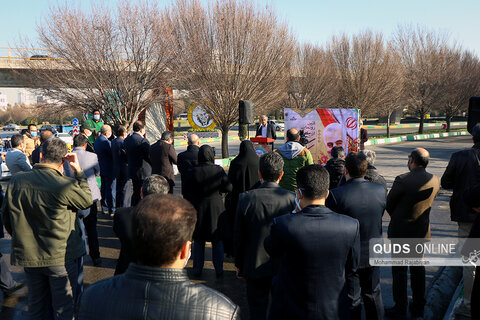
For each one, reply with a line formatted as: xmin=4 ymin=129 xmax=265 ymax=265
xmin=250 ymin=137 xmax=275 ymax=153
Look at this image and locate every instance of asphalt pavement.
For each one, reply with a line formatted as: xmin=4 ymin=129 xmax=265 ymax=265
xmin=0 ymin=135 xmax=472 ymax=319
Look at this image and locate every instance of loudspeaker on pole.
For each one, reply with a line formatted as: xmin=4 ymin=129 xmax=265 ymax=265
xmin=239 ymin=100 xmax=254 ymax=124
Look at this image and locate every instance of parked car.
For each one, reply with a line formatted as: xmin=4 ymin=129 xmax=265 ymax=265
xmin=2 ymin=124 xmax=20 ymax=131
xmin=57 ymin=132 xmax=74 ymax=147
xmin=39 ymin=125 xmax=58 ymax=135
xmin=269 ymin=120 xmax=284 ymax=131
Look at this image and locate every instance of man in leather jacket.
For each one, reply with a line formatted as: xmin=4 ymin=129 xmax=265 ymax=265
xmin=78 ymin=194 xmax=239 ymax=320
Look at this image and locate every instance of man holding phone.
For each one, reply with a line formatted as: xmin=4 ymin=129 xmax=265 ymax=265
xmin=2 ymin=138 xmax=93 ymax=319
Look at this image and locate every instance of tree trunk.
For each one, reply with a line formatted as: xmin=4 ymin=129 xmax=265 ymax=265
xmin=221 ymin=126 xmax=229 ymax=158
xmin=238 ymin=123 xmax=248 ymax=141
xmin=446 ymin=115 xmax=452 ymax=132
xmin=386 ymin=113 xmax=391 ymax=138
xmin=418 ymin=112 xmax=425 ymax=134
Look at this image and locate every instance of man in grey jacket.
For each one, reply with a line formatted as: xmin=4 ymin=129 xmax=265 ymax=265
xmin=72 ymin=134 xmax=102 ymax=266
xmin=5 ymin=134 xmax=32 ymax=175
xmin=78 ymin=194 xmax=239 ymax=320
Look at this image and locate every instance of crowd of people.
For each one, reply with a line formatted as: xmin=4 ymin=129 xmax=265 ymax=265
xmin=0 ymin=112 xmax=479 ymax=320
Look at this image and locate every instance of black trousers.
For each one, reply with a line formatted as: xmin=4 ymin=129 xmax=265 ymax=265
xmin=246 ymin=277 xmax=272 ymax=320
xmin=115 ymin=177 xmax=132 ymax=209
xmin=131 ymin=178 xmax=143 ymax=207
xmin=472 ymin=266 xmax=480 ymax=319
xmin=392 ymin=266 xmax=425 ymax=314
xmin=357 ymin=267 xmax=383 ymax=320
xmin=83 ymin=203 xmax=100 ymax=259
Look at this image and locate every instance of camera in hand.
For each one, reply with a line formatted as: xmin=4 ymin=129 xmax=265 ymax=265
xmin=299 ymin=130 xmax=308 ymax=146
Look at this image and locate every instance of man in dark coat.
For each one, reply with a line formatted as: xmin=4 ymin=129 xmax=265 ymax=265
xmin=185 ymin=145 xmax=232 ymax=277
xmin=386 ymin=148 xmax=440 ymax=319
xmin=124 ymin=121 xmax=151 ymax=207
xmin=113 ymin=175 xmax=170 ymax=275
xmin=234 ymin=152 xmax=295 ymax=320
xmin=94 ymin=124 xmax=115 ymax=215
xmin=326 ymin=152 xmax=386 ymax=320
xmin=79 ymin=123 xmax=95 ymax=153
xmin=111 ymin=125 xmax=131 ymax=209
xmin=150 ymin=131 xmax=177 ymax=193
xmin=265 ymin=164 xmax=360 ymax=320
xmin=31 ymin=129 xmax=54 ymax=165
xmin=256 ymin=115 xmax=277 ymax=149
xmin=441 ymin=124 xmax=480 ymax=317
xmin=177 ymin=133 xmax=200 ymax=200
xmin=325 ymin=146 xmax=345 ymax=189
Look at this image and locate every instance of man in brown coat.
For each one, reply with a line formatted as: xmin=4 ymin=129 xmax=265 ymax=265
xmin=385 ymin=148 xmax=440 ymax=319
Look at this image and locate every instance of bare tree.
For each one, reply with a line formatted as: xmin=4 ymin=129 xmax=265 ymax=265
xmin=442 ymin=49 xmax=480 ymax=131
xmin=329 ymin=31 xmax=401 ymax=121
xmin=165 ymin=0 xmax=295 ymax=157
xmin=17 ymin=0 xmax=176 ymax=129
xmin=393 ymin=25 xmax=454 ymax=133
xmin=287 ymin=43 xmax=339 ymax=109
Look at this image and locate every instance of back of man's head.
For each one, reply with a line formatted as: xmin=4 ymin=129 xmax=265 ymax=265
xmin=73 ymin=133 xmax=89 ymax=148
xmin=473 ymin=123 xmax=480 ymax=143
xmin=132 ymin=121 xmax=145 ymax=133
xmin=360 ymin=149 xmax=376 ymax=166
xmin=11 ymin=134 xmax=24 ymax=148
xmin=331 ymin=146 xmax=345 ymax=159
xmin=296 ymin=164 xmax=329 ymax=199
xmin=345 ymin=152 xmax=368 ymax=178
xmin=259 ymin=152 xmax=283 ymax=182
xmin=188 ymin=134 xmax=199 ymax=146
xmin=286 ymin=128 xmax=299 ymax=142
xmin=41 ymin=138 xmax=67 ymax=164
xmin=116 ymin=125 xmax=127 ymax=137
xmin=133 ymin=194 xmax=197 ymax=267
xmin=161 ymin=131 xmax=174 ymax=141
xmin=100 ymin=125 xmax=111 ymax=135
xmin=142 ymin=175 xmax=170 ymax=196
xmin=40 ymin=130 xmax=54 ymax=144
xmin=410 ymin=148 xmax=429 ymax=168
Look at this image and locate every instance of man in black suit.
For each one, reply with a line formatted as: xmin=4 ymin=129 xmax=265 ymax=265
xmin=256 ymin=115 xmax=276 ymax=149
xmin=265 ymin=164 xmax=360 ymax=320
xmin=150 ymin=131 xmax=177 ymax=193
xmin=112 ymin=125 xmax=131 ymax=209
xmin=234 ymin=152 xmax=295 ymax=320
xmin=326 ymin=152 xmax=386 ymax=320
xmin=177 ymin=133 xmax=200 ymax=200
xmin=94 ymin=125 xmax=115 ymax=215
xmin=31 ymin=129 xmax=54 ymax=165
xmin=113 ymin=175 xmax=170 ymax=275
xmin=124 ymin=121 xmax=151 ymax=206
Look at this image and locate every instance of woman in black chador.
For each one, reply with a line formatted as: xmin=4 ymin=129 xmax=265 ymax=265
xmin=224 ymin=140 xmax=260 ymax=256
xmin=186 ymin=145 xmax=232 ymax=277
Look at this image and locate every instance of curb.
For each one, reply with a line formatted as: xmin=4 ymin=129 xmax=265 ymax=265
xmin=365 ymin=131 xmax=469 ymax=146
xmin=424 ymin=266 xmax=462 ymax=320
xmin=363 ymin=122 xmax=466 ymax=129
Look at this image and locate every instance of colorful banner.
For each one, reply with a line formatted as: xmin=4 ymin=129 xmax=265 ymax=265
xmin=284 ymin=108 xmax=360 ymax=164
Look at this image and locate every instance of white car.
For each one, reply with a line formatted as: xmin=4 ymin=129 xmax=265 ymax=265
xmin=269 ymin=120 xmax=284 ymax=131
xmin=57 ymin=133 xmax=74 ymax=147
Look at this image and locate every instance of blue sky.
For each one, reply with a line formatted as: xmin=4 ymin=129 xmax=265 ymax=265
xmin=1 ymin=0 xmax=480 ymax=54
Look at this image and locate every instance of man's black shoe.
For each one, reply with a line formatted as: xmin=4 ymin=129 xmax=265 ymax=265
xmin=3 ymin=281 xmax=26 ymax=297
xmin=384 ymin=306 xmax=407 ymax=320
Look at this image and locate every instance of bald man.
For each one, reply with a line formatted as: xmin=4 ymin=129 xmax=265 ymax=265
xmin=177 ymin=133 xmax=200 ymax=201
xmin=385 ymin=148 xmax=440 ymax=319
xmin=94 ymin=124 xmax=116 ymax=215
